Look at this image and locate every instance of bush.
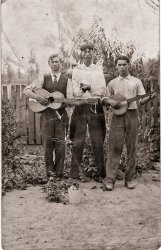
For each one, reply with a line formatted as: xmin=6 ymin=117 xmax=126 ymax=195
xmin=2 ymin=100 xmax=25 ymax=194
xmin=2 ymin=100 xmax=22 ymax=161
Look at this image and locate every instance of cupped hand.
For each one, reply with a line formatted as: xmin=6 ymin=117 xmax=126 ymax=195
xmin=36 ymin=95 xmax=49 ymax=106
xmin=108 ymin=99 xmax=120 ymax=109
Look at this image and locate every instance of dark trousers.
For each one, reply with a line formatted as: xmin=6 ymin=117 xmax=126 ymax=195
xmin=70 ymin=104 xmax=106 ymax=178
xmin=41 ymin=108 xmax=68 ymax=178
xmin=106 ymin=110 xmax=138 ymax=183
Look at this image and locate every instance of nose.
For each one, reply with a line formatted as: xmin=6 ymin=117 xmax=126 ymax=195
xmin=85 ymin=51 xmax=91 ymax=56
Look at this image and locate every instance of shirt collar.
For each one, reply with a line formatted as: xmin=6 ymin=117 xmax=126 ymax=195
xmin=52 ymin=71 xmax=61 ymax=77
xmin=119 ymin=74 xmax=131 ymax=80
xmin=78 ymin=63 xmax=95 ymax=70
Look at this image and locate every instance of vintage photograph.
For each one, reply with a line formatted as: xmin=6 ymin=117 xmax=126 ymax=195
xmin=1 ymin=0 xmax=160 ymax=249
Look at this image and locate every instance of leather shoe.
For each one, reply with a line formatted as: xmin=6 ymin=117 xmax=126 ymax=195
xmin=125 ymin=180 xmax=137 ymax=189
xmin=105 ymin=182 xmax=114 ymax=191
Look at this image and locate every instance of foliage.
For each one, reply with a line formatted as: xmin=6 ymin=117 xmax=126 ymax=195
xmin=59 ymin=16 xmax=145 ymax=84
xmin=144 ymin=56 xmax=160 ymax=88
xmin=148 ymin=123 xmax=160 ymax=162
xmin=2 ymin=100 xmax=23 ymax=164
xmin=2 ymin=100 xmax=25 ymax=194
xmin=44 ymin=172 xmax=74 ymax=203
xmin=45 ymin=176 xmax=68 ymax=203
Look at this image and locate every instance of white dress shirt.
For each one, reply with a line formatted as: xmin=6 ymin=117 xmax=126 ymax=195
xmin=68 ymin=63 xmax=106 ymax=98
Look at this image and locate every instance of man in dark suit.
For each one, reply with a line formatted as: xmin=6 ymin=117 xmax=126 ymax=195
xmin=23 ymin=54 xmax=68 ymax=179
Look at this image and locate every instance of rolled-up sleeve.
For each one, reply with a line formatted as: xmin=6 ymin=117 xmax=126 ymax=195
xmin=137 ymin=79 xmax=146 ymax=106
xmin=23 ymin=74 xmax=44 ymax=92
xmin=106 ymin=82 xmax=113 ymax=97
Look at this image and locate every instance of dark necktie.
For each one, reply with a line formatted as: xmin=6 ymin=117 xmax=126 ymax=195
xmin=53 ymin=75 xmax=58 ymax=85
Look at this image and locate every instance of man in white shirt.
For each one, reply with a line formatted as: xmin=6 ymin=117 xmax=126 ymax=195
xmin=102 ymin=55 xmax=156 ymax=190
xmin=23 ymin=54 xmax=68 ymax=180
xmin=69 ymin=43 xmax=106 ymax=181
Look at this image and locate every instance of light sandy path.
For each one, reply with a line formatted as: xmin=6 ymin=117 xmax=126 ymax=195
xmin=2 ymin=171 xmax=160 ymax=250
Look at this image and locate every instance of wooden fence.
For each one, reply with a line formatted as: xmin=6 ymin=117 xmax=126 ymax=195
xmin=2 ymin=84 xmax=42 ymax=145
xmin=2 ymin=81 xmax=160 ymax=145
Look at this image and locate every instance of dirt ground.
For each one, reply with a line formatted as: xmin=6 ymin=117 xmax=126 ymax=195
xmin=2 ymin=168 xmax=161 ymax=250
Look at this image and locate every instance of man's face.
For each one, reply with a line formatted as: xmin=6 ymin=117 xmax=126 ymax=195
xmin=116 ymin=59 xmax=129 ymax=76
xmin=81 ymin=48 xmax=93 ymax=65
xmin=49 ymin=57 xmax=61 ymax=72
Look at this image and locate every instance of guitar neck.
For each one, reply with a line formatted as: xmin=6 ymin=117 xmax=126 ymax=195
xmin=127 ymin=92 xmax=153 ymax=104
xmin=48 ymin=97 xmax=99 ymax=104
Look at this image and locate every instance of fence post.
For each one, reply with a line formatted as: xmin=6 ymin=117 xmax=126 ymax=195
xmin=10 ymin=85 xmax=17 ymax=110
xmin=21 ymin=85 xmax=28 ymax=144
xmin=35 ymin=113 xmax=42 ymax=144
xmin=2 ymin=86 xmax=8 ymax=101
xmin=15 ymin=85 xmax=21 ymax=129
xmin=28 ymin=108 xmax=35 ymax=145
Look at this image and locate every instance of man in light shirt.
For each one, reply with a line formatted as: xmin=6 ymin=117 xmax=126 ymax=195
xmin=23 ymin=54 xmax=68 ymax=180
xmin=102 ymin=55 xmax=156 ymax=190
xmin=69 ymin=43 xmax=106 ymax=181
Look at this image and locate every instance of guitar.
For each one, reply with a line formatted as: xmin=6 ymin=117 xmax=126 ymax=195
xmin=29 ymin=88 xmax=99 ymax=113
xmin=110 ymin=91 xmax=156 ymax=115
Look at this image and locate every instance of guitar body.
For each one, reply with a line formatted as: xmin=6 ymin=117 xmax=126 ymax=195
xmin=29 ymin=89 xmax=64 ymax=112
xmin=110 ymin=94 xmax=128 ymax=115
xmin=109 ymin=91 xmax=156 ymax=116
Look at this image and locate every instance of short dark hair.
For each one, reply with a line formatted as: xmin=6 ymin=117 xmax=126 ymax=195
xmin=48 ymin=54 xmax=62 ymax=63
xmin=115 ymin=55 xmax=130 ymax=65
xmin=80 ymin=43 xmax=94 ymax=51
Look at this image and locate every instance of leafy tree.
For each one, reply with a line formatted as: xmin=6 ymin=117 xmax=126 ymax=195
xmin=59 ymin=16 xmax=145 ymax=84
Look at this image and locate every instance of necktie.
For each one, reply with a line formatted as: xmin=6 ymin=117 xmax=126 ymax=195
xmin=53 ymin=75 xmax=58 ymax=85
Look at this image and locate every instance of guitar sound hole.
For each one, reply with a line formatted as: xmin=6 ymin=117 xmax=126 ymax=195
xmin=48 ymin=97 xmax=54 ymax=103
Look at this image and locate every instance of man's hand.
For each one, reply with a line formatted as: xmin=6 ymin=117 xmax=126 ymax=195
xmin=67 ymin=69 xmax=72 ymax=79
xmin=35 ymin=95 xmax=49 ymax=106
xmin=140 ymin=91 xmax=157 ymax=105
xmin=149 ymin=92 xmax=157 ymax=100
xmin=80 ymin=83 xmax=91 ymax=92
xmin=108 ymin=99 xmax=120 ymax=109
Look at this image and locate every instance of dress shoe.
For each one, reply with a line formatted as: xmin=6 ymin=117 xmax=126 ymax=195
xmin=125 ymin=180 xmax=137 ymax=189
xmin=105 ymin=182 xmax=114 ymax=191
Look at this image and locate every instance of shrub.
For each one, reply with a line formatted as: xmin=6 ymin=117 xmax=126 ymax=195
xmin=2 ymin=100 xmax=25 ymax=194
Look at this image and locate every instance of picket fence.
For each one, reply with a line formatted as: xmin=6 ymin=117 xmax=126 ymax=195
xmin=2 ymin=81 xmax=160 ymax=145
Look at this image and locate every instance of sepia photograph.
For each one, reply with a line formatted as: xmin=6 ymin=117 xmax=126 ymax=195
xmin=1 ymin=0 xmax=160 ymax=249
